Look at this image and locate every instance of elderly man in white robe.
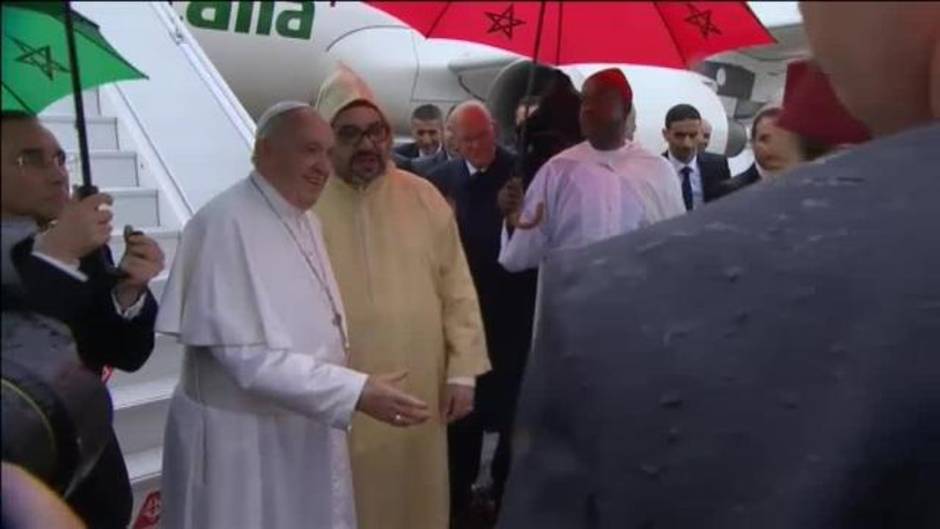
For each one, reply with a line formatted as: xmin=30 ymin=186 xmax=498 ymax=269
xmin=498 ymin=68 xmax=685 ymax=273
xmin=156 ymin=102 xmax=430 ymax=529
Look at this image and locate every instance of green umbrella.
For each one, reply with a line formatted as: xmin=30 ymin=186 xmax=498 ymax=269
xmin=2 ymin=1 xmax=147 ymax=114
xmin=2 ymin=1 xmax=146 ymax=279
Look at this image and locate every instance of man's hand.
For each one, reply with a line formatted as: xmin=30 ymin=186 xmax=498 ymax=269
xmin=114 ymin=230 xmax=165 ymax=310
xmin=442 ymin=383 xmax=474 ymax=424
xmin=357 ymin=371 xmax=431 ymax=427
xmin=34 ymin=193 xmax=113 ymax=264
xmin=498 ymin=177 xmax=545 ymax=230
xmin=497 ymin=177 xmax=525 ymax=220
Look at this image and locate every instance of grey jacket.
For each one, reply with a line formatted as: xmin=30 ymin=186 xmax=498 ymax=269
xmin=499 ymin=123 xmax=940 ymax=529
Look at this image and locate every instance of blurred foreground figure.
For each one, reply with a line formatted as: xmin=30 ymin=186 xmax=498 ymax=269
xmin=1 ymin=463 xmax=85 ymax=529
xmin=499 ymin=3 xmax=940 ymax=528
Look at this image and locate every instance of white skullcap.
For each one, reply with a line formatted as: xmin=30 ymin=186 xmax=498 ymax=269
xmin=256 ymin=101 xmax=312 ymax=139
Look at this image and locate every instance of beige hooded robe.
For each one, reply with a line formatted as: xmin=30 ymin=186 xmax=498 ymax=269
xmin=313 ymin=65 xmax=490 ymax=529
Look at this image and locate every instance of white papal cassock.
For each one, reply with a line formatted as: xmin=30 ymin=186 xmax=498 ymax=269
xmin=156 ymin=172 xmax=368 ymax=529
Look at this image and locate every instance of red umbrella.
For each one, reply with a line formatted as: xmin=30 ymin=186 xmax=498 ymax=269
xmin=365 ymin=1 xmax=774 ymax=228
xmin=365 ymin=1 xmax=775 ymax=68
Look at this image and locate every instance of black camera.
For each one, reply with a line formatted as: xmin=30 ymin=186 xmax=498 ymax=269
xmin=2 ymin=221 xmax=113 ymax=497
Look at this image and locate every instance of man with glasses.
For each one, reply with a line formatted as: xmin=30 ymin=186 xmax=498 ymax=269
xmin=314 ymin=66 xmax=489 ymax=529
xmin=1 ymin=110 xmax=163 ymax=528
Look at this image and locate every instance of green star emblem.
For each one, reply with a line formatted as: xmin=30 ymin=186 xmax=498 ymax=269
xmin=10 ymin=36 xmax=70 ymax=81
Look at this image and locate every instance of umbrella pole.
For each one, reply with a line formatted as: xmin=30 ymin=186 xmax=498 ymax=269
xmin=62 ymin=0 xmax=127 ymax=280
xmin=62 ymin=0 xmax=94 ymax=196
xmin=516 ymin=0 xmax=547 ymax=169
xmin=510 ymin=0 xmax=547 ymax=230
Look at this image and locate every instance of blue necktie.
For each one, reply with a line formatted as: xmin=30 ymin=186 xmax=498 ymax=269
xmin=680 ymin=166 xmax=693 ymax=211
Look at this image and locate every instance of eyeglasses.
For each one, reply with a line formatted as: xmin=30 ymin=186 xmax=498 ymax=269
xmin=15 ymin=150 xmax=74 ymax=171
xmin=335 ymin=122 xmax=389 ymax=145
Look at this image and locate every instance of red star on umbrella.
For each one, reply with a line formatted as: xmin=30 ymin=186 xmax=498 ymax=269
xmin=684 ymin=3 xmax=721 ymax=39
xmin=485 ymin=4 xmax=526 ymax=40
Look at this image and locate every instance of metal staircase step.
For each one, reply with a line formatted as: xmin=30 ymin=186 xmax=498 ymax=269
xmin=41 ymin=115 xmax=119 ymax=151
xmin=105 ymin=187 xmax=160 ymax=228
xmin=41 ymin=89 xmax=101 ymax=117
xmin=125 ymin=446 xmax=163 ymax=487
xmin=68 ymin=150 xmax=140 ymax=188
xmin=111 ymin=377 xmax=175 ymax=457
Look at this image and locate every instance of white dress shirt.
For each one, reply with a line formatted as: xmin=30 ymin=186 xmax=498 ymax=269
xmin=667 ymin=150 xmax=704 ymax=208
xmin=465 ymin=160 xmax=489 ymax=177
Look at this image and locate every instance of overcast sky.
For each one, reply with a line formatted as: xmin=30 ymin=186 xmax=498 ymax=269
xmin=748 ymin=1 xmax=802 ymax=27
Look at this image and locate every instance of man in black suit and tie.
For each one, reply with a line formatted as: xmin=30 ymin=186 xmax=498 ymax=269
xmin=2 ymin=111 xmax=163 ymax=529
xmin=723 ymin=106 xmax=785 ymax=196
xmin=392 ymin=104 xmax=449 ymax=173
xmin=662 ymin=104 xmax=732 ymax=210
xmin=394 ymin=103 xmax=458 ymax=178
xmin=394 ymin=103 xmax=443 ymax=160
xmin=409 ymin=144 xmax=451 ymax=179
xmin=428 ymin=101 xmax=538 ymax=525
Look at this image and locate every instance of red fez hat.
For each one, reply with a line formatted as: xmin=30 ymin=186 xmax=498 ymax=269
xmin=777 ymin=60 xmax=871 ymax=146
xmin=587 ymin=68 xmax=634 ymax=110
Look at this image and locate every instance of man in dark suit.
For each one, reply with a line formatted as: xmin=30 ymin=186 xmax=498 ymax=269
xmin=393 ymin=103 xmax=444 ymax=161
xmin=498 ymin=3 xmax=940 ymax=528
xmin=429 ymin=102 xmax=538 ymax=525
xmin=662 ymin=104 xmax=732 ymax=210
xmin=394 ymin=103 xmax=459 ymax=178
xmin=726 ymin=61 xmax=873 ymax=199
xmin=2 ymin=111 xmax=163 ymax=528
xmin=723 ymin=107 xmax=784 ymax=196
xmin=409 ymin=146 xmax=451 ymax=178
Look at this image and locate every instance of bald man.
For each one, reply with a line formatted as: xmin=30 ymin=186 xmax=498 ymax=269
xmin=698 ymin=117 xmax=713 ymax=152
xmin=499 ymin=3 xmax=940 ymax=528
xmin=428 ymin=102 xmax=538 ymax=521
